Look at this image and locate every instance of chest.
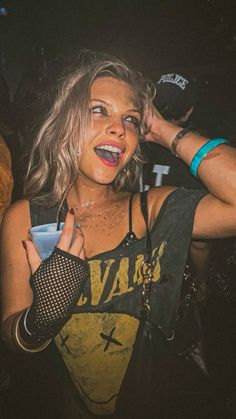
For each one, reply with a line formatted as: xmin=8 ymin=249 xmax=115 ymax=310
xmin=74 ymin=202 xmax=144 ymax=258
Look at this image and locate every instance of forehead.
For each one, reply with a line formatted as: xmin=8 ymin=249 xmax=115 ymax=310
xmin=91 ymin=76 xmax=139 ymax=107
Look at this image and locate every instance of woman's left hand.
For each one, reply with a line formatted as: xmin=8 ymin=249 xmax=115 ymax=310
xmin=145 ymin=105 xmax=165 ymax=142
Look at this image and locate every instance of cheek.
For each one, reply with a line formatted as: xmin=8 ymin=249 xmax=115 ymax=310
xmin=82 ymin=123 xmax=101 ymax=150
xmin=91 ymin=119 xmax=105 ymax=135
xmin=127 ymin=131 xmax=139 ymax=152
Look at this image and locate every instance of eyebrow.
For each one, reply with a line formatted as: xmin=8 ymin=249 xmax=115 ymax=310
xmin=91 ymin=98 xmax=142 ymax=115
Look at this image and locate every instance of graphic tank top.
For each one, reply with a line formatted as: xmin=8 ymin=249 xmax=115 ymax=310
xmin=30 ymin=188 xmax=206 ymax=416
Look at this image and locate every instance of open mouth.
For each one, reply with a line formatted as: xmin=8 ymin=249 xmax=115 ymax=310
xmin=94 ymin=144 xmax=123 ymax=165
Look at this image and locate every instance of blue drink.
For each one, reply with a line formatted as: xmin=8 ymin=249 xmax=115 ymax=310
xmin=30 ymin=223 xmax=64 ymax=260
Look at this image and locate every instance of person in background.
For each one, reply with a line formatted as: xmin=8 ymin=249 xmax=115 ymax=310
xmin=0 ymin=75 xmax=23 ymax=202
xmin=141 ymin=72 xmax=200 ymax=191
xmin=142 ymin=71 xmax=236 ymax=417
xmin=0 ymin=75 xmax=22 ymax=419
xmin=141 ymin=72 xmax=210 ymax=302
xmin=0 ymin=132 xmax=13 ymax=418
xmin=0 ymin=134 xmax=13 ymax=224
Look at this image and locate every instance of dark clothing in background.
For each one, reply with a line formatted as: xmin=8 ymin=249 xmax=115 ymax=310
xmin=141 ymin=142 xmax=204 ymax=190
xmin=140 ymin=139 xmax=236 ymax=418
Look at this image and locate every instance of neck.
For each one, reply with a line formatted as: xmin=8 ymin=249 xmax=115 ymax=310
xmin=68 ymin=174 xmax=116 ymax=209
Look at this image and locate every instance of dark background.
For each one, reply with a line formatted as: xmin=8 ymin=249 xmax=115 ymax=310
xmin=1 ymin=3 xmax=236 ymax=418
xmin=0 ymin=0 xmax=236 ymax=131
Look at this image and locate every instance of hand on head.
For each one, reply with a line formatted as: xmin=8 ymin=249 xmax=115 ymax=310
xmin=145 ymin=105 xmax=164 ymax=142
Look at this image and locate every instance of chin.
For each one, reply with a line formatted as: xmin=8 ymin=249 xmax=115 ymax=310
xmin=93 ymin=167 xmax=121 ymax=183
xmin=79 ymin=163 xmax=124 ymax=185
xmin=94 ymin=175 xmax=117 ymax=185
xmin=80 ymin=171 xmax=117 ymax=185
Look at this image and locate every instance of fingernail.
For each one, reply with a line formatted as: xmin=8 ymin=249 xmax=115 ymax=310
xmin=22 ymin=240 xmax=27 ymax=249
xmin=69 ymin=208 xmax=75 ymax=215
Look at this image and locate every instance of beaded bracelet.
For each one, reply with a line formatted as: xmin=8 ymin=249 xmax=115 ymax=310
xmin=190 ymin=138 xmax=229 ymax=178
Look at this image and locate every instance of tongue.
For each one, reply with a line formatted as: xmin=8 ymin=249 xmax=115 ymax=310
xmin=95 ymin=149 xmax=118 ymax=162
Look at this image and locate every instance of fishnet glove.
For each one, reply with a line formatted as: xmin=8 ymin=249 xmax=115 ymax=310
xmin=20 ymin=247 xmax=89 ymax=342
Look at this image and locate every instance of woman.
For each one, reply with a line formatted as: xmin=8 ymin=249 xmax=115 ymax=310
xmin=1 ymin=52 xmax=236 ymax=418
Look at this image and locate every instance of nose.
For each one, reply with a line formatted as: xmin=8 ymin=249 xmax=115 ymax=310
xmin=106 ymin=116 xmax=125 ymax=138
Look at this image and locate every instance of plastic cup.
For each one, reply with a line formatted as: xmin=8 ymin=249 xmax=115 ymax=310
xmin=29 ymin=222 xmax=64 ymax=260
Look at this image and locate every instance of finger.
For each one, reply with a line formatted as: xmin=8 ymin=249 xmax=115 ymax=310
xmin=69 ymin=226 xmax=85 ymax=259
xmin=23 ymin=240 xmax=42 ymax=274
xmin=57 ymin=208 xmax=75 ymax=252
xmin=79 ymin=247 xmax=86 ymax=260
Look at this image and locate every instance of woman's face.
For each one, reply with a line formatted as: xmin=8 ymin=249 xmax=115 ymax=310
xmin=78 ymin=76 xmax=142 ymax=185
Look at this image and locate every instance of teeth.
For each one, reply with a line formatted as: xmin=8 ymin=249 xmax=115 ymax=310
xmin=96 ymin=145 xmax=122 ymax=154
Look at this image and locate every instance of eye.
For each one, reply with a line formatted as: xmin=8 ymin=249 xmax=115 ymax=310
xmin=124 ymin=115 xmax=141 ymax=129
xmin=91 ymin=105 xmax=108 ymax=116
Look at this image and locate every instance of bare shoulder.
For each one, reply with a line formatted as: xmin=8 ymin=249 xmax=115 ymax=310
xmin=2 ymin=198 xmax=30 ymax=225
xmin=146 ymin=186 xmax=176 ymax=227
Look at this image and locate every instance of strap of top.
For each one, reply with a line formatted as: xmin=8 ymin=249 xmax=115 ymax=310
xmin=128 ymin=194 xmax=133 ymax=232
xmin=140 ymin=191 xmax=152 ymax=262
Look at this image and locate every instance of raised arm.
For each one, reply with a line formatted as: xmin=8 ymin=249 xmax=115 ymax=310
xmin=147 ymin=108 xmax=236 ymax=239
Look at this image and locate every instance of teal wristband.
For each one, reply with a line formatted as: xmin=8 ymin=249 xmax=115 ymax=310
xmin=190 ymin=138 xmax=229 ymax=178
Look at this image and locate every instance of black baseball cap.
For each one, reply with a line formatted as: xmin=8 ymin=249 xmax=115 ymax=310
xmin=154 ymin=73 xmax=199 ymax=121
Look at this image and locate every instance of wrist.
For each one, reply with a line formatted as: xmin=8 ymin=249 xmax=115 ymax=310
xmin=16 ymin=311 xmax=51 ymax=352
xmin=1 ymin=311 xmax=51 ymax=353
xmin=1 ymin=311 xmax=22 ymax=351
xmin=170 ymin=128 xmax=192 ymax=157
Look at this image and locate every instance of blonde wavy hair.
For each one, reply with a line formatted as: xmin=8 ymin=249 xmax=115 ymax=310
xmin=24 ymin=51 xmax=155 ymax=206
